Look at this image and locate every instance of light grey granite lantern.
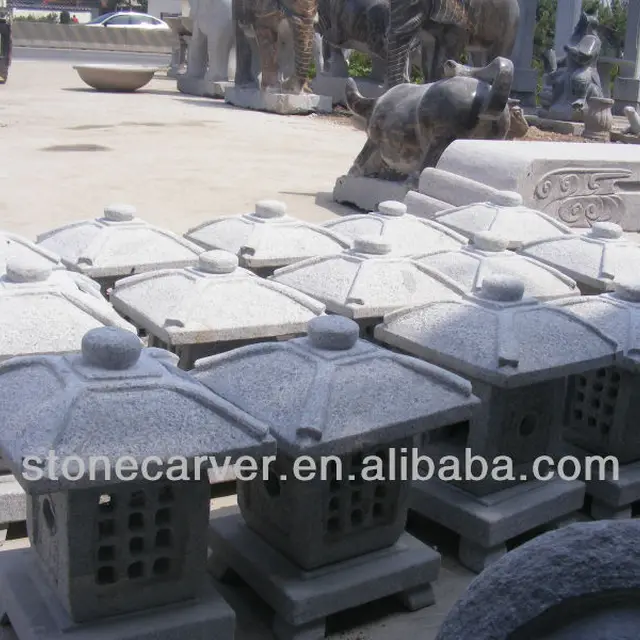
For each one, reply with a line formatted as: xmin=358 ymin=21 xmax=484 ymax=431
xmin=519 ymin=222 xmax=640 ymax=295
xmin=184 ymin=200 xmax=351 ymax=276
xmin=429 ymin=191 xmax=573 ymax=249
xmin=0 ymin=230 xmax=63 ymax=274
xmin=413 ymin=231 xmax=580 ymax=301
xmin=110 ymin=250 xmax=326 ymax=369
xmin=375 ymin=274 xmax=620 ymax=573
xmin=270 ymin=236 xmax=466 ymax=338
xmin=36 ymin=204 xmax=204 ymax=295
xmin=0 ymin=326 xmax=275 ymax=640
xmin=552 ymin=280 xmax=640 ymax=520
xmin=195 ymin=315 xmax=480 ymax=640
xmin=322 ymin=200 xmax=468 ymax=256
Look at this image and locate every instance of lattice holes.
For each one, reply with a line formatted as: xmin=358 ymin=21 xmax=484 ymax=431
xmin=569 ymin=367 xmax=620 ymax=439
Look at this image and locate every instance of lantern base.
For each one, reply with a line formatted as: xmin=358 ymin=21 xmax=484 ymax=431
xmin=208 ymin=511 xmax=439 ymax=640
xmin=410 ymin=475 xmax=585 ymax=574
xmin=0 ymin=549 xmax=235 ymax=640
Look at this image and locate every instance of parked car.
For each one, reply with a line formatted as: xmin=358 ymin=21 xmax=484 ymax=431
xmin=85 ymin=12 xmax=170 ymax=30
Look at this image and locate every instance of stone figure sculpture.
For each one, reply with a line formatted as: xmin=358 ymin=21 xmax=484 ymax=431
xmin=623 ymin=105 xmax=640 ymax=135
xmin=385 ymin=0 xmax=520 ymax=87
xmin=539 ymin=11 xmax=603 ymax=121
xmin=506 ymin=98 xmax=528 ymax=140
xmin=0 ymin=7 xmax=11 ymax=85
xmin=344 ymin=56 xmax=513 ymax=187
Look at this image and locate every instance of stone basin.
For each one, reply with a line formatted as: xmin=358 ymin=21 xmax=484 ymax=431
xmin=73 ymin=64 xmax=160 ymax=92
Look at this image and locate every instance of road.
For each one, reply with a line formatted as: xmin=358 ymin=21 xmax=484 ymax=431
xmin=13 ymin=46 xmax=168 ymax=66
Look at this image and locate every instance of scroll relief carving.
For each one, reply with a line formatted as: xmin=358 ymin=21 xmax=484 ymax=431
xmin=533 ymin=168 xmax=634 ymax=226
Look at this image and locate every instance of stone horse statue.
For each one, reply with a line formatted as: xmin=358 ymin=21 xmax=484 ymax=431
xmin=385 ymin=0 xmax=520 ymax=87
xmin=344 ymin=56 xmax=514 ymax=187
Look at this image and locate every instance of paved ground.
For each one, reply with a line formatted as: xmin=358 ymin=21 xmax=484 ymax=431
xmin=0 ymin=59 xmax=476 ymax=640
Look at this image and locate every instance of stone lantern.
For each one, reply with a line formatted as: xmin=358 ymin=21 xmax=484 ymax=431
xmin=519 ymin=222 xmax=640 ymax=295
xmin=375 ymin=274 xmax=620 ymax=573
xmin=429 ymin=192 xmax=573 ymax=249
xmin=413 ymin=231 xmax=579 ymax=300
xmin=195 ymin=315 xmax=480 ymax=640
xmin=270 ymin=235 xmax=465 ymax=337
xmin=184 ymin=200 xmax=351 ymax=276
xmin=110 ymin=250 xmax=325 ymax=369
xmin=36 ymin=204 xmax=204 ymax=295
xmin=322 ymin=200 xmax=468 ymax=256
xmin=552 ymin=279 xmax=640 ymax=520
xmin=0 ymin=230 xmax=62 ymax=274
xmin=0 ymin=326 xmax=275 ymax=640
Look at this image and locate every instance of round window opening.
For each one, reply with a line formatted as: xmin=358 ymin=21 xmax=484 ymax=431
xmin=519 ymin=414 xmax=538 ymax=437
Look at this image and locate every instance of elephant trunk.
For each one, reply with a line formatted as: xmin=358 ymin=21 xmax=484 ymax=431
xmin=292 ymin=14 xmax=315 ymax=90
xmin=386 ymin=0 xmax=424 ymax=87
xmin=345 ymin=77 xmax=376 ymax=121
xmin=478 ymin=57 xmax=514 ymax=121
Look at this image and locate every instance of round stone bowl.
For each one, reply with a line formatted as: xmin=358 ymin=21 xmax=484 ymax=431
xmin=73 ymin=64 xmax=160 ymax=92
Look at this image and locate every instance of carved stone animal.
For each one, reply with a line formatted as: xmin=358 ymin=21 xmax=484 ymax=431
xmin=0 ymin=9 xmax=11 ymax=85
xmin=345 ymin=56 xmax=513 ymax=187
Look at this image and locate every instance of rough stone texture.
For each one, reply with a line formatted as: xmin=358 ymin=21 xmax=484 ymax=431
xmin=225 ymin=86 xmax=332 ymax=115
xmin=322 ymin=200 xmax=468 ymax=256
xmin=413 ymin=231 xmax=579 ymax=300
xmin=0 ymin=259 xmax=137 ymax=362
xmin=0 ymin=474 xmax=25 ymax=526
xmin=177 ymin=75 xmax=231 ymax=98
xmin=436 ymin=520 xmax=640 ymax=640
xmin=269 ymin=236 xmax=466 ymax=326
xmin=518 ymin=222 xmax=640 ymax=294
xmin=311 ymin=74 xmax=384 ymax=106
xmin=434 ymin=139 xmax=640 ymax=231
xmin=332 ymin=175 xmax=410 ymax=212
xmin=185 ymin=200 xmax=350 ymax=272
xmin=110 ymin=250 xmax=325 ymax=368
xmin=36 ymin=204 xmax=204 ymax=283
xmin=73 ymin=65 xmax=160 ymax=92
xmin=0 ymin=231 xmax=62 ymax=275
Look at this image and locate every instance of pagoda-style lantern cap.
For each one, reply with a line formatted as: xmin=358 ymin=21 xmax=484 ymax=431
xmin=413 ymin=231 xmax=578 ymax=300
xmin=184 ymin=200 xmax=351 ymax=268
xmin=110 ymin=250 xmax=325 ymax=345
xmin=375 ymin=273 xmax=621 ymax=388
xmin=551 ymin=277 xmax=640 ymax=373
xmin=36 ymin=204 xmax=204 ymax=277
xmin=0 ymin=230 xmax=63 ymax=274
xmin=193 ymin=315 xmax=479 ymax=457
xmin=0 ymin=258 xmax=136 ymax=361
xmin=270 ymin=235 xmax=465 ymax=319
xmin=322 ymin=200 xmax=467 ymax=256
xmin=518 ymin=222 xmax=640 ymax=292
xmin=0 ymin=327 xmax=274 ymax=493
xmin=430 ymin=191 xmax=573 ymax=249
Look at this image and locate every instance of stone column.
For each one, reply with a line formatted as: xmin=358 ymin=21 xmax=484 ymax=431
xmin=553 ymin=0 xmax=582 ymax=54
xmin=613 ymin=0 xmax=640 ymax=114
xmin=510 ymin=0 xmax=539 ymax=107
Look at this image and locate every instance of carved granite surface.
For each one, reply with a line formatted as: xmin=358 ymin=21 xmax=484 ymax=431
xmin=0 ymin=231 xmax=62 ymax=274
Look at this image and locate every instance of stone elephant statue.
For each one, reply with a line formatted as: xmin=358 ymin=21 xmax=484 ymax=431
xmin=386 ymin=0 xmax=520 ymax=87
xmin=0 ymin=9 xmax=13 ymax=84
xmin=234 ymin=0 xmax=319 ymax=93
xmin=345 ymin=56 xmax=514 ymax=186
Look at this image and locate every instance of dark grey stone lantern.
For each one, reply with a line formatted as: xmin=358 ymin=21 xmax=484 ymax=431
xmin=375 ymin=273 xmax=621 ymax=573
xmin=0 ymin=326 xmax=275 ymax=640
xmin=554 ymin=280 xmax=640 ymax=520
xmin=194 ymin=315 xmax=480 ymax=640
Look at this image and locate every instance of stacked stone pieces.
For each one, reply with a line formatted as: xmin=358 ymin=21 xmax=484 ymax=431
xmin=195 ymin=315 xmax=480 ymax=640
xmin=551 ymin=279 xmax=640 ymax=520
xmin=0 ymin=230 xmax=63 ymax=275
xmin=413 ymin=231 xmax=579 ymax=300
xmin=519 ymin=222 xmax=640 ymax=295
xmin=322 ymin=200 xmax=468 ymax=256
xmin=36 ymin=204 xmax=204 ymax=293
xmin=110 ymin=250 xmax=325 ymax=369
xmin=374 ymin=274 xmax=621 ymax=573
xmin=269 ymin=235 xmax=466 ymax=336
xmin=0 ymin=326 xmax=275 ymax=640
xmin=184 ymin=200 xmax=351 ymax=275
xmin=429 ymin=191 xmax=574 ymax=250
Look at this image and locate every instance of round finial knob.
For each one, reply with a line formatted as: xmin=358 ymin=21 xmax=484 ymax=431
xmin=81 ymin=327 xmax=142 ymax=370
xmin=473 ymin=232 xmax=509 ymax=252
xmin=377 ymin=201 xmax=406 ymax=217
xmin=479 ymin=273 xmax=525 ymax=302
xmin=254 ymin=200 xmax=287 ymax=219
xmin=487 ymin=191 xmax=524 ymax=207
xmin=613 ymin=279 xmax=640 ymax=302
xmin=197 ymin=250 xmax=238 ymax=274
xmin=4 ymin=259 xmax=52 ymax=283
xmin=589 ymin=222 xmax=623 ymax=240
xmin=353 ymin=235 xmax=392 ymax=255
xmin=308 ymin=316 xmax=359 ymax=350
xmin=103 ymin=204 xmax=136 ymax=222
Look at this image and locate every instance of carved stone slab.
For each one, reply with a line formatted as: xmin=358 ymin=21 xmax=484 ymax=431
xmin=225 ymin=87 xmax=332 ymax=115
xmin=177 ymin=76 xmax=231 ymax=98
xmin=431 ymin=140 xmax=640 ymax=231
